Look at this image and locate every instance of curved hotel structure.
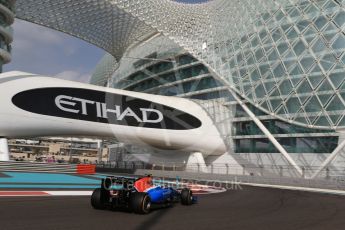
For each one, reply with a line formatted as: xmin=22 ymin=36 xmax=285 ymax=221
xmin=92 ymin=33 xmax=342 ymax=176
xmin=7 ymin=0 xmax=345 ymax=177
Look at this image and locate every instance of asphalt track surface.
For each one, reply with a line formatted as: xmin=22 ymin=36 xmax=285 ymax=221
xmin=1 ymin=186 xmax=345 ymax=230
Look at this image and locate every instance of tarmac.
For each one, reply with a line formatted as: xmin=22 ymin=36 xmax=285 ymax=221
xmin=1 ymin=185 xmax=345 ymax=230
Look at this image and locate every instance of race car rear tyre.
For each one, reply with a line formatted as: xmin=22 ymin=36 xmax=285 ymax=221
xmin=130 ymin=192 xmax=151 ymax=214
xmin=91 ymin=188 xmax=106 ymax=210
xmin=181 ymin=188 xmax=193 ymax=205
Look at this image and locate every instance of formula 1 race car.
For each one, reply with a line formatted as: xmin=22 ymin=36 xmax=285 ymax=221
xmin=90 ymin=175 xmax=196 ymax=214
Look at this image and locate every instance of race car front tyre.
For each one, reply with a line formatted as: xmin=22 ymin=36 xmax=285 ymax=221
xmin=91 ymin=188 xmax=106 ymax=210
xmin=181 ymin=188 xmax=193 ymax=205
xmin=130 ymin=192 xmax=151 ymax=214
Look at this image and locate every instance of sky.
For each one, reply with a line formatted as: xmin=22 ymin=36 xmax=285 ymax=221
xmin=4 ymin=1 xmax=207 ymax=82
xmin=5 ymin=19 xmax=105 ymax=83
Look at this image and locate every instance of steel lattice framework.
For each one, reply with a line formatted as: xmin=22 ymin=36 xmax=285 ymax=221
xmin=90 ymin=53 xmax=118 ymax=86
xmin=15 ymin=0 xmax=345 ymax=130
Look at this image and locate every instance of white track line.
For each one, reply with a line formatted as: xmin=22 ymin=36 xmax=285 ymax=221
xmin=0 ymin=185 xmax=226 ymax=197
xmin=44 ymin=191 xmax=92 ymax=196
xmin=240 ymin=182 xmax=345 ymax=196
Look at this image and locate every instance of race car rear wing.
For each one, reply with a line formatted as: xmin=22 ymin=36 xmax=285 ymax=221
xmin=102 ymin=176 xmax=136 ymax=190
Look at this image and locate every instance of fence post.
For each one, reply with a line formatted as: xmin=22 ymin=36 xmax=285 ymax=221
xmin=242 ymin=164 xmax=245 ymax=175
xmin=197 ymin=163 xmax=200 ymax=173
xmin=326 ymin=167 xmax=330 ymax=179
xmin=302 ymin=167 xmax=305 ymax=178
xmin=173 ymin=164 xmax=176 ymax=171
xmin=162 ymin=164 xmax=165 ymax=171
xmin=279 ymin=166 xmax=283 ymax=177
xmin=260 ymin=165 xmax=264 ymax=176
xmin=226 ymin=163 xmax=229 ymax=175
xmin=211 ymin=164 xmax=214 ymax=174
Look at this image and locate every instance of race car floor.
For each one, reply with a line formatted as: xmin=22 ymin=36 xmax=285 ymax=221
xmin=1 ymin=186 xmax=345 ymax=230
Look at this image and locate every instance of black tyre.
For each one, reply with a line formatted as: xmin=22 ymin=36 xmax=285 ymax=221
xmin=130 ymin=192 xmax=151 ymax=214
xmin=91 ymin=188 xmax=106 ymax=210
xmin=181 ymin=188 xmax=193 ymax=205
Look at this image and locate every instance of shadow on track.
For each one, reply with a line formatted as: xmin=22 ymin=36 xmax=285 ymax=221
xmin=135 ymin=207 xmax=172 ymax=230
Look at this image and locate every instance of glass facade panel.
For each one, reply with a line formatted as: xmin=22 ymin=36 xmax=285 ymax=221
xmin=235 ymin=103 xmax=266 ymax=118
xmin=189 ymin=91 xmax=227 ymax=100
xmin=235 ymin=136 xmax=337 ymax=154
xmin=233 ymin=119 xmax=335 ymax=136
xmin=177 ymin=54 xmax=197 ymax=66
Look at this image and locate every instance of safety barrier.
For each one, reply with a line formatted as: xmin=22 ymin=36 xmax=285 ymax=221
xmin=0 ymin=161 xmax=95 ymax=174
xmin=76 ymin=164 xmax=96 ymax=174
xmin=95 ymin=161 xmax=345 ymax=191
xmin=95 ymin=161 xmax=345 ymax=179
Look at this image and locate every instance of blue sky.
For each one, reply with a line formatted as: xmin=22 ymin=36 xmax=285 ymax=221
xmin=5 ymin=19 xmax=105 ymax=83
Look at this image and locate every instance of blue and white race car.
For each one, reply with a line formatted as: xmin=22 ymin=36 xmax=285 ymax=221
xmin=91 ymin=175 xmax=196 ymax=214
